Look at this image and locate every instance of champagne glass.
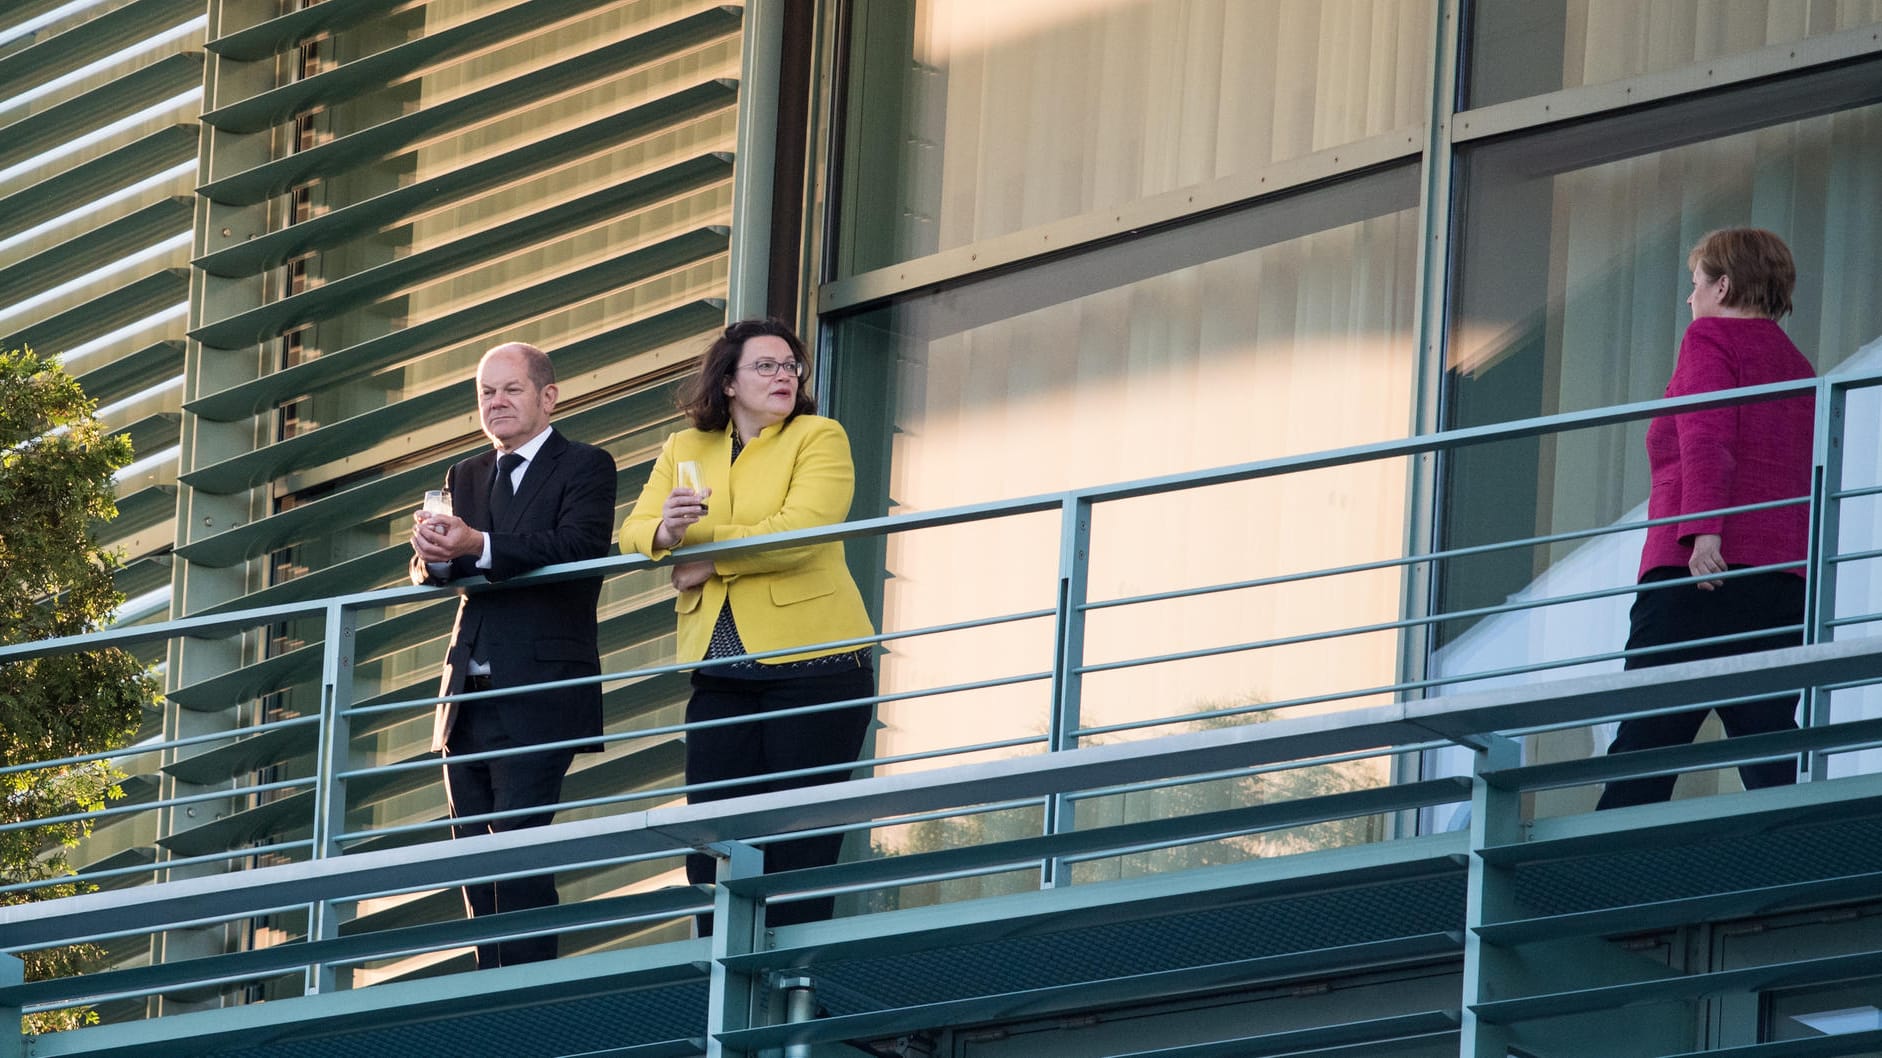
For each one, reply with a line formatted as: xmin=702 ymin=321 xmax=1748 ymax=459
xmin=423 ymin=489 xmax=453 ymax=517
xmin=676 ymin=460 xmax=708 ymax=513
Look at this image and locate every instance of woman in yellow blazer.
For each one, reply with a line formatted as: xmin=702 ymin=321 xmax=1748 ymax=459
xmin=620 ymin=318 xmax=874 ymax=930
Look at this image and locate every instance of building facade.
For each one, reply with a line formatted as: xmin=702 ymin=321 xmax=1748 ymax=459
xmin=4 ymin=1 xmax=1882 ymax=1055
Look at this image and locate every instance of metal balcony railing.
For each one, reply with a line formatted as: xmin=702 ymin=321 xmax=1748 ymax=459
xmin=3 ymin=365 xmax=1882 ymax=1058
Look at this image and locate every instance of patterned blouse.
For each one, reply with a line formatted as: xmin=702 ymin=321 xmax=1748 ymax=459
xmin=699 ymin=431 xmax=871 ymax=680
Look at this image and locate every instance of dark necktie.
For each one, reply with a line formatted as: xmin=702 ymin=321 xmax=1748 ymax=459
xmin=490 ymin=452 xmax=524 ymax=524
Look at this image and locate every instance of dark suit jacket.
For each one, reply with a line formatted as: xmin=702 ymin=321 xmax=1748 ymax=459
xmin=411 ymin=428 xmax=617 ymax=753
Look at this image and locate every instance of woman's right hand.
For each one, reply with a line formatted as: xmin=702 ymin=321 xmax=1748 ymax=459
xmin=657 ymin=486 xmax=711 ymax=548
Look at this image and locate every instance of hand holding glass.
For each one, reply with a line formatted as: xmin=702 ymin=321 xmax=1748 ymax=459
xmin=676 ymin=461 xmax=708 ymax=513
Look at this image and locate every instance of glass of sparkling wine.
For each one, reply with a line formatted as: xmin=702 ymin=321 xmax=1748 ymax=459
xmin=423 ymin=489 xmax=453 ymax=518
xmin=676 ymin=461 xmax=707 ymax=513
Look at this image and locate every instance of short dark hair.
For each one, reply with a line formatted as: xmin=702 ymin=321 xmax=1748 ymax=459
xmin=677 ymin=318 xmax=816 ymax=432
xmin=1687 ymin=228 xmax=1796 ymax=320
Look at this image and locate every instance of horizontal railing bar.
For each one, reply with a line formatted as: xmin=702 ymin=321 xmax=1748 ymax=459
xmin=0 ymin=715 xmax=319 ymax=779
xmin=1828 ymin=480 xmax=1882 ymax=502
xmin=338 ymin=665 xmax=1053 ymax=782
xmin=1074 ymin=617 xmax=1805 ymax=744
xmin=0 ymin=841 xmax=316 ymax=897
xmin=0 ymin=376 xmax=1848 ymax=668
xmin=338 ymin=725 xmax=1055 ymax=845
xmin=1081 ymin=495 xmax=1805 ymax=614
xmin=1480 ymin=716 xmax=1882 ymax=794
xmin=775 ymin=796 xmax=1052 ymax=847
xmin=3 ymin=887 xmax=712 ymax=1010
xmin=7 ymin=635 xmax=1879 ymax=949
xmin=1823 ymin=545 xmax=1882 ymax=565
xmin=342 ymin=602 xmax=1053 ymax=725
xmin=1065 ymin=742 xmax=1453 ymax=802
xmin=741 ymin=778 xmax=1472 ymax=903
xmin=1074 ymin=562 xmax=1799 ymax=684
xmin=1073 ymin=744 xmax=1439 ymax=798
xmin=0 ymin=775 xmax=310 ymax=836
xmin=339 ymin=605 xmax=1056 ymax=721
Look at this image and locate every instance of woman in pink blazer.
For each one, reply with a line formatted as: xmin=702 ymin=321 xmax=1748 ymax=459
xmin=1597 ymin=228 xmax=1816 ymax=808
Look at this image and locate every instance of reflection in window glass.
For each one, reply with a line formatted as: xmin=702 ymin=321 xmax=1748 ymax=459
xmin=837 ymin=0 xmax=1433 ymax=275
xmin=830 ymin=169 xmax=1420 ymax=888
xmin=1467 ymin=1 xmax=1882 ymax=109
xmin=1433 ymin=99 xmax=1882 ymax=816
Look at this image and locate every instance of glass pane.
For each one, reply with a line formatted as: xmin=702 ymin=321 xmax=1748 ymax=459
xmin=830 ymin=167 xmax=1421 ymax=886
xmin=1435 ymin=98 xmax=1882 ymax=816
xmin=836 ymin=0 xmax=1434 ymax=275
xmin=1467 ymin=0 xmax=1882 ymax=109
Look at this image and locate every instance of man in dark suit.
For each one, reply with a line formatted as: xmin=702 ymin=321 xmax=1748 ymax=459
xmin=409 ymin=341 xmax=616 ymax=968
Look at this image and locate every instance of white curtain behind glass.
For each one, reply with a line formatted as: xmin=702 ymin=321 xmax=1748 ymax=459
xmin=1569 ymin=1 xmax=1882 ymax=90
xmin=885 ymin=0 xmax=1431 ymax=262
xmin=859 ymin=208 xmax=1419 ymax=896
xmin=872 ymin=207 xmax=1418 ymax=771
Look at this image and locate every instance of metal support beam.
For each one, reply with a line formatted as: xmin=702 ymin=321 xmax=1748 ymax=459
xmin=727 ymin=0 xmax=780 ymax=319
xmin=1043 ymin=496 xmax=1093 ymax=887
xmin=706 ymin=841 xmax=764 ymax=1058
xmin=1803 ymin=377 xmax=1846 ymax=783
xmin=307 ymin=599 xmax=358 ymax=994
xmin=0 ymin=953 xmax=20 ymax=1058
xmin=1460 ymin=737 xmax=1519 ymax=1058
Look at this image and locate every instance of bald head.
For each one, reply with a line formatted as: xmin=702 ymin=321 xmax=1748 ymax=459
xmin=483 ymin=342 xmax=556 ymax=389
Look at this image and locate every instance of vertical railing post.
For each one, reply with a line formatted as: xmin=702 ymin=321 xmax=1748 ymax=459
xmin=1042 ymin=495 xmax=1093 ymax=887
xmin=705 ymin=841 xmax=764 ymax=1058
xmin=1458 ymin=737 xmax=1521 ymax=1058
xmin=1 ymin=952 xmax=22 ymax=1058
xmin=1801 ymin=376 xmax=1846 ymax=783
xmin=306 ymin=599 xmax=357 ymax=994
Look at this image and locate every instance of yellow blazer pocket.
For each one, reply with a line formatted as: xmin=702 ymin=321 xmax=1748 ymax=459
xmin=769 ymin=570 xmax=834 ymax=607
xmin=674 ymin=589 xmax=703 ymax=614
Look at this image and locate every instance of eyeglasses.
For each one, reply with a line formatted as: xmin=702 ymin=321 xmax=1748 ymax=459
xmin=736 ymin=358 xmax=805 ymax=378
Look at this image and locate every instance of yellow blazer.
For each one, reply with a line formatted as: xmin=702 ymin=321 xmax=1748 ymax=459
xmin=620 ymin=414 xmax=874 ymax=665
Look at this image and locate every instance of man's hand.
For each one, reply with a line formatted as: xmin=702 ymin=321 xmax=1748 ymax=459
xmin=671 ymin=560 xmax=713 ymax=593
xmin=412 ymin=511 xmax=484 ymax=564
xmin=1689 ymin=533 xmax=1726 ymax=591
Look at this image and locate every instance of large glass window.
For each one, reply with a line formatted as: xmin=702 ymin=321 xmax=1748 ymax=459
xmin=829 ymin=166 xmax=1421 ymax=889
xmin=1467 ymin=0 xmax=1882 ymax=108
xmin=1434 ymin=92 xmax=1882 ymax=813
xmin=835 ymin=0 xmax=1433 ymax=275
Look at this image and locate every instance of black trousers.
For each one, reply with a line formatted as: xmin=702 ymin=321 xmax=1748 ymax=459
xmin=685 ymin=665 xmax=874 ymax=933
xmin=1595 ymin=565 xmax=1805 ymax=809
xmin=443 ymin=697 xmax=576 ymax=968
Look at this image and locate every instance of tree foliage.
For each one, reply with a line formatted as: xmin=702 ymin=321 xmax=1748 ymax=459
xmin=0 ymin=344 xmax=157 ymax=1032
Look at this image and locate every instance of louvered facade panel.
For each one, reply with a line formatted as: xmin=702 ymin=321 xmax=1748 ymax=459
xmin=2 ymin=0 xmax=746 ymax=1006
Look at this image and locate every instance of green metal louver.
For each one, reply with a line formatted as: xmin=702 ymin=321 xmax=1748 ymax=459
xmin=0 ymin=51 xmax=202 ymax=160
xmin=185 ymin=237 xmax=726 ymax=420
xmin=194 ymin=94 xmax=734 ymax=278
xmin=200 ymin=0 xmax=608 ymax=135
xmin=190 ymin=164 xmax=732 ymax=349
xmin=195 ymin=7 xmax=741 ymax=207
xmin=184 ymin=308 xmax=703 ymax=493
